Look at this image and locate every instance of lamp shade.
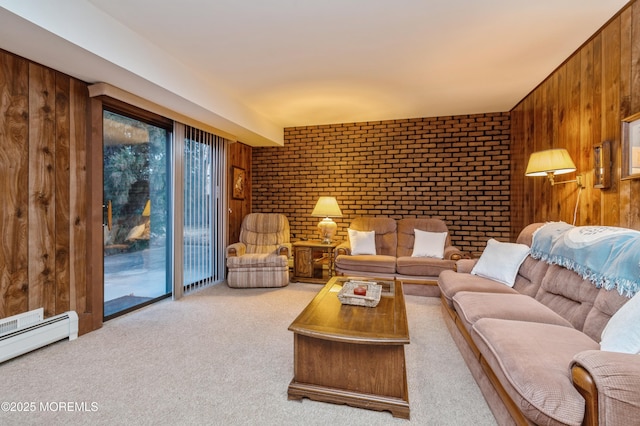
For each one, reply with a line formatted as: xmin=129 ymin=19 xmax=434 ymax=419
xmin=525 ymin=148 xmax=576 ymax=177
xmin=311 ymin=197 xmax=342 ymax=217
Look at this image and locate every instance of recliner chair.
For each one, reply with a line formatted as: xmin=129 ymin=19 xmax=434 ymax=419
xmin=226 ymin=213 xmax=291 ymax=288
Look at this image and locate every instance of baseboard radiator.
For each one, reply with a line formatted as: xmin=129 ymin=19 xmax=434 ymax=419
xmin=0 ymin=308 xmax=79 ymax=363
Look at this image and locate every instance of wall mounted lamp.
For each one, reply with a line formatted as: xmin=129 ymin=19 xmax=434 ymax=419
xmin=311 ymin=196 xmax=342 ymax=244
xmin=525 ymin=148 xmax=584 ymax=188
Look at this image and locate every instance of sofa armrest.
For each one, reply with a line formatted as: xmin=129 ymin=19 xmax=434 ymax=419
xmin=336 ymin=241 xmax=351 ymax=256
xmin=455 ymin=258 xmax=478 ymax=274
xmin=571 ymin=349 xmax=640 ymax=426
xmin=227 ymin=242 xmax=246 ymax=257
xmin=443 ymin=246 xmax=464 ymax=261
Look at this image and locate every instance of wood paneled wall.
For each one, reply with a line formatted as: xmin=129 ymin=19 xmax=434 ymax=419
xmin=0 ymin=49 xmax=95 ymax=332
xmin=510 ymin=0 xmax=640 ymax=240
xmin=227 ymin=142 xmax=252 ymax=244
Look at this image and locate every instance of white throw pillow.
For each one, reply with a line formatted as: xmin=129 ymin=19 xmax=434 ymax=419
xmin=412 ymin=229 xmax=447 ymax=259
xmin=471 ymin=238 xmax=530 ymax=287
xmin=600 ymin=291 xmax=640 ymax=354
xmin=348 ymin=229 xmax=377 ymax=255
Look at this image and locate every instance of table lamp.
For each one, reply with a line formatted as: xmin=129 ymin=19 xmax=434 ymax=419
xmin=311 ymin=197 xmax=342 ymax=244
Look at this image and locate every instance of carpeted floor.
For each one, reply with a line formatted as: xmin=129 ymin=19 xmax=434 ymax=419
xmin=0 ymin=282 xmax=496 ymax=425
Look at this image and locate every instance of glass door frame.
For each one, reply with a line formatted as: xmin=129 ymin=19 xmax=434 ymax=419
xmin=99 ymin=97 xmax=174 ymax=320
xmin=86 ymin=94 xmax=227 ymax=331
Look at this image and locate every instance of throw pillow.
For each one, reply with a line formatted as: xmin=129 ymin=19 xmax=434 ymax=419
xmin=471 ymin=238 xmax=530 ymax=287
xmin=348 ymin=229 xmax=377 ymax=255
xmin=411 ymin=229 xmax=447 ymax=259
xmin=600 ymin=291 xmax=640 ymax=354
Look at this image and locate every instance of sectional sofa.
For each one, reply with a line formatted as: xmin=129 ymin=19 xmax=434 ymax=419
xmin=438 ymin=222 xmax=640 ymax=425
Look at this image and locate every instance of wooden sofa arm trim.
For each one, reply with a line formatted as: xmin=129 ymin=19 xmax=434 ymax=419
xmin=278 ymin=246 xmax=289 ymax=257
xmin=228 ymin=248 xmax=237 ymax=257
xmin=571 ymin=364 xmax=598 ymax=426
xmin=335 ymin=247 xmax=350 ymax=256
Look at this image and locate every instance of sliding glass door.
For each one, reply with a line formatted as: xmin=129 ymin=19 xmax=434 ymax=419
xmin=175 ymin=124 xmax=227 ymax=295
xmin=103 ymin=110 xmax=172 ymax=318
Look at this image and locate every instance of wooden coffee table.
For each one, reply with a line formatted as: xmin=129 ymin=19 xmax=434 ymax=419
xmin=287 ymin=277 xmax=410 ymax=419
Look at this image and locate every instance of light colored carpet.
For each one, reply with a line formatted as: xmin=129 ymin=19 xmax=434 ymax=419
xmin=0 ymin=283 xmax=496 ymax=425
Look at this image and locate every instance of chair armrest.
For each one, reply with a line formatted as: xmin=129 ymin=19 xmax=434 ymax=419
xmin=571 ymin=349 xmax=640 ymax=426
xmin=227 ymin=242 xmax=246 ymax=257
xmin=336 ymin=241 xmax=351 ymax=256
xmin=278 ymin=243 xmax=291 ymax=257
xmin=455 ymin=258 xmax=478 ymax=274
xmin=443 ymin=246 xmax=464 ymax=261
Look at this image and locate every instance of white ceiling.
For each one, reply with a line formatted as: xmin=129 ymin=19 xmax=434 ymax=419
xmin=0 ymin=0 xmax=630 ymax=146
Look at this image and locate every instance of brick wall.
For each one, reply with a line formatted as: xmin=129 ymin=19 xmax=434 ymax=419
xmin=252 ymin=112 xmax=511 ymax=256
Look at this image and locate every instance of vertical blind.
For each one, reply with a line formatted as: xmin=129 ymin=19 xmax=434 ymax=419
xmin=173 ymin=123 xmax=227 ymax=298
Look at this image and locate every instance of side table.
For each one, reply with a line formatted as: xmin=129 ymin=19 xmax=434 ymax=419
xmin=291 ymin=240 xmax=340 ymax=284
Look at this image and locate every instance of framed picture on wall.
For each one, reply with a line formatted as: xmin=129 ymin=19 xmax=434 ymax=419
xmin=622 ymin=112 xmax=640 ymax=180
xmin=594 ymin=141 xmax=611 ymax=189
xmin=232 ymin=166 xmax=246 ymax=200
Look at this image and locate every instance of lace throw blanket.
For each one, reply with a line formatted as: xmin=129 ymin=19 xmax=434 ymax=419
xmin=530 ymin=222 xmax=640 ymax=297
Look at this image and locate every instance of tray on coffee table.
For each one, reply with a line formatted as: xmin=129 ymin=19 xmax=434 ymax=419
xmin=337 ymin=280 xmax=382 ymax=307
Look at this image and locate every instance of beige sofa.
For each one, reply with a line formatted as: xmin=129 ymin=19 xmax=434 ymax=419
xmin=335 ymin=216 xmax=463 ymax=295
xmin=438 ymin=223 xmax=640 ymax=425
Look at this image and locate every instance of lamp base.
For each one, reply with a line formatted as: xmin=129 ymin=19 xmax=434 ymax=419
xmin=317 ymin=217 xmax=337 ymax=244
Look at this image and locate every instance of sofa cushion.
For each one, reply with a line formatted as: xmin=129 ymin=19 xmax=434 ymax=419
xmin=516 ymin=222 xmax=545 ymax=246
xmin=438 ymin=269 xmax=518 ymax=308
xmin=347 ymin=217 xmax=397 ymax=257
xmin=512 ymin=256 xmax=548 ymax=297
xmin=240 ymin=213 xmax=290 ymax=254
xmin=453 ymin=243 xmax=547 ymax=296
xmin=582 ymin=286 xmax=630 ymax=342
xmin=348 ymin=229 xmax=376 ymax=255
xmin=472 ymin=318 xmax=599 ymax=426
xmin=471 ymin=238 xmax=530 ymax=287
xmin=334 ymin=254 xmax=397 ymax=275
xmin=396 ymin=256 xmax=456 ymax=277
xmin=534 ymin=264 xmax=601 ymax=332
xmin=453 ymin=292 xmax=573 ymax=334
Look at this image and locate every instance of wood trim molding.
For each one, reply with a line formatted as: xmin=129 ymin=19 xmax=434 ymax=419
xmin=83 ymin=97 xmax=105 ymax=334
xmin=88 ymin=83 xmax=236 ymax=141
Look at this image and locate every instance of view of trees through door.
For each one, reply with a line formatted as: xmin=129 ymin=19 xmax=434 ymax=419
xmin=178 ymin=125 xmax=227 ymax=294
xmin=103 ymin=110 xmax=172 ymax=318
xmin=102 ymin=109 xmax=226 ymax=318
